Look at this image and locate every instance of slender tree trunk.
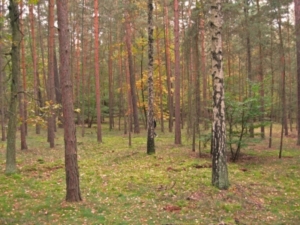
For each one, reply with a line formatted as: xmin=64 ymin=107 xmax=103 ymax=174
xmin=125 ymin=55 xmax=132 ymax=145
xmin=256 ymin=0 xmax=265 ymax=139
xmin=200 ymin=10 xmax=208 ymax=130
xmin=156 ymin=22 xmax=164 ymax=133
xmin=147 ymin=0 xmax=155 ymax=154
xmin=6 ymin=0 xmax=21 ymax=174
xmin=94 ymin=0 xmax=102 ymax=142
xmin=19 ymin=0 xmax=27 ymax=149
xmin=29 ymin=4 xmax=42 ymax=135
xmin=164 ymin=0 xmax=173 ymax=133
xmin=108 ymin=20 xmax=114 ymax=131
xmin=56 ymin=0 xmax=82 ymax=202
xmin=124 ymin=8 xmax=140 ymax=134
xmin=269 ymin=23 xmax=275 ymax=148
xmin=244 ymin=0 xmax=254 ymax=137
xmin=174 ymin=0 xmax=181 ymax=144
xmin=0 ymin=1 xmax=5 ymax=142
xmin=80 ymin=2 xmax=86 ymax=136
xmin=210 ymin=0 xmax=229 ymax=190
xmin=48 ymin=0 xmax=55 ymax=148
xmin=277 ymin=4 xmax=288 ymax=137
xmin=295 ymin=0 xmax=300 ymax=145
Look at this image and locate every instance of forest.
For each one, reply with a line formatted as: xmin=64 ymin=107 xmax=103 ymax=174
xmin=0 ymin=0 xmax=300 ymax=224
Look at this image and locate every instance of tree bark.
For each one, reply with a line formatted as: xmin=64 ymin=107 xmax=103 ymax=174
xmin=147 ymin=0 xmax=155 ymax=154
xmin=29 ymin=4 xmax=41 ymax=135
xmin=164 ymin=0 xmax=173 ymax=133
xmin=94 ymin=0 xmax=102 ymax=142
xmin=210 ymin=0 xmax=229 ymax=190
xmin=6 ymin=0 xmax=21 ymax=174
xmin=0 ymin=1 xmax=6 ymax=141
xmin=256 ymin=0 xmax=265 ymax=139
xmin=19 ymin=0 xmax=27 ymax=149
xmin=124 ymin=7 xmax=140 ymax=134
xmin=295 ymin=0 xmax=300 ymax=145
xmin=48 ymin=0 xmax=55 ymax=148
xmin=174 ymin=0 xmax=181 ymax=144
xmin=56 ymin=0 xmax=82 ymax=202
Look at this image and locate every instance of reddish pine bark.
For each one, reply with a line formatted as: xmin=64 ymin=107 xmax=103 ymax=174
xmin=56 ymin=0 xmax=82 ymax=202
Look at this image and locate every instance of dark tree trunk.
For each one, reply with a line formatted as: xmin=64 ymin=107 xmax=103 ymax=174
xmin=6 ymin=0 xmax=21 ymax=174
xmin=56 ymin=0 xmax=82 ymax=202
xmin=147 ymin=0 xmax=155 ymax=154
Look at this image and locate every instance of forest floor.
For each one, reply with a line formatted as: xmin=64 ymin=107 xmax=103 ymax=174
xmin=0 ymin=123 xmax=299 ymax=225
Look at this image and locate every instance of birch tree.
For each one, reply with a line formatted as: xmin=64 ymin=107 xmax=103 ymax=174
xmin=210 ymin=0 xmax=229 ymax=190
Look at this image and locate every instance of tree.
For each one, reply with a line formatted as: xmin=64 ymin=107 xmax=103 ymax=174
xmin=295 ymin=0 xmax=300 ymax=145
xmin=210 ymin=0 xmax=229 ymax=190
xmin=163 ymin=0 xmax=173 ymax=133
xmin=48 ymin=0 xmax=55 ymax=148
xmin=56 ymin=0 xmax=82 ymax=202
xmin=124 ymin=1 xmax=140 ymax=134
xmin=19 ymin=0 xmax=27 ymax=149
xmin=174 ymin=0 xmax=181 ymax=144
xmin=147 ymin=0 xmax=155 ymax=154
xmin=0 ymin=0 xmax=6 ymax=142
xmin=94 ymin=0 xmax=102 ymax=142
xmin=6 ymin=0 xmax=21 ymax=174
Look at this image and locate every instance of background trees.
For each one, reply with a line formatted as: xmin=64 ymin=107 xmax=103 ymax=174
xmin=0 ymin=0 xmax=298 ymax=178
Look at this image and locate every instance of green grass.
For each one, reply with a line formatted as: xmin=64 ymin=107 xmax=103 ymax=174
xmin=0 ymin=123 xmax=300 ymax=224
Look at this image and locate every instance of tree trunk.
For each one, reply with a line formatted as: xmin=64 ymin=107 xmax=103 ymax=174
xmin=244 ymin=0 xmax=254 ymax=138
xmin=19 ymin=0 xmax=28 ymax=140
xmin=48 ymin=0 xmax=55 ymax=148
xmin=0 ymin=1 xmax=5 ymax=142
xmin=29 ymin=4 xmax=41 ymax=135
xmin=94 ymin=0 xmax=102 ymax=142
xmin=147 ymin=0 xmax=155 ymax=154
xmin=6 ymin=0 xmax=21 ymax=174
xmin=256 ymin=0 xmax=265 ymax=139
xmin=210 ymin=0 xmax=229 ymax=190
xmin=174 ymin=0 xmax=181 ymax=144
xmin=277 ymin=4 xmax=288 ymax=137
xmin=56 ymin=0 xmax=82 ymax=202
xmin=295 ymin=0 xmax=300 ymax=145
xmin=164 ymin=0 xmax=173 ymax=133
xmin=108 ymin=20 xmax=114 ymax=131
xmin=124 ymin=8 xmax=140 ymax=134
xmin=155 ymin=11 xmax=164 ymax=133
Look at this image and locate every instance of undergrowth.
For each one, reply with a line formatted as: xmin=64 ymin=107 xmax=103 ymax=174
xmin=0 ymin=124 xmax=299 ymax=224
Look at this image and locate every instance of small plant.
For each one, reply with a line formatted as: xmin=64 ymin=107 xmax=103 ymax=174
xmin=225 ymin=82 xmax=270 ymax=162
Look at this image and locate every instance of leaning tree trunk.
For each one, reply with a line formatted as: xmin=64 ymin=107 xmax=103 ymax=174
xmin=147 ymin=0 xmax=155 ymax=154
xmin=6 ymin=0 xmax=21 ymax=174
xmin=56 ymin=0 xmax=82 ymax=202
xmin=210 ymin=0 xmax=229 ymax=190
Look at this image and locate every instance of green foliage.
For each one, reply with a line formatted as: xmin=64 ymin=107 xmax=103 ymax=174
xmin=225 ymin=81 xmax=271 ymax=161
